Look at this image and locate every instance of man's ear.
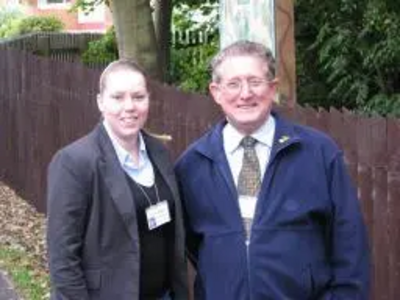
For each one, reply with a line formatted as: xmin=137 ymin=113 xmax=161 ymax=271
xmin=96 ymin=94 xmax=104 ymax=113
xmin=209 ymin=82 xmax=222 ymax=105
xmin=270 ymin=78 xmax=279 ymax=96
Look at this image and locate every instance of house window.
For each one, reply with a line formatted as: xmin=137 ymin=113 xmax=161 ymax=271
xmin=7 ymin=0 xmax=20 ymax=5
xmin=47 ymin=0 xmax=69 ymax=3
xmin=38 ymin=0 xmax=71 ymax=9
xmin=78 ymin=3 xmax=105 ymax=24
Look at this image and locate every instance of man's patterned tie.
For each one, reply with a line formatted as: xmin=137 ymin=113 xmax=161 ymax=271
xmin=237 ymin=136 xmax=261 ymax=196
xmin=237 ymin=136 xmax=261 ymax=240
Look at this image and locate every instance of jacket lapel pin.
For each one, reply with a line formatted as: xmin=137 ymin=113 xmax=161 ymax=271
xmin=278 ymin=135 xmax=290 ymax=144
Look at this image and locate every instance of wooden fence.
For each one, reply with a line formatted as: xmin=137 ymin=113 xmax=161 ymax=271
xmin=1 ymin=30 xmax=213 ymax=53
xmin=0 ymin=30 xmax=215 ymax=66
xmin=0 ymin=47 xmax=400 ymax=299
xmin=0 ymin=32 xmax=103 ymax=63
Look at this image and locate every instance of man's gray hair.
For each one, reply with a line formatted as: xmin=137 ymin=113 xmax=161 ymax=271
xmin=210 ymin=40 xmax=276 ymax=82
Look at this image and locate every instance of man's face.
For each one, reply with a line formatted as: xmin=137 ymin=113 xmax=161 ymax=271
xmin=97 ymin=69 xmax=149 ymax=144
xmin=209 ymin=55 xmax=277 ymax=135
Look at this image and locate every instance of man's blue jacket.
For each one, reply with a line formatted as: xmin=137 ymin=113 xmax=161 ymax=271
xmin=175 ymin=113 xmax=370 ymax=300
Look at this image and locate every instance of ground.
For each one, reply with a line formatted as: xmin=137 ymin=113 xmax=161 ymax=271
xmin=0 ymin=182 xmax=49 ymax=300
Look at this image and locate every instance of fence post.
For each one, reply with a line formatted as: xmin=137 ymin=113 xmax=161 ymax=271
xmin=37 ymin=34 xmax=50 ymax=56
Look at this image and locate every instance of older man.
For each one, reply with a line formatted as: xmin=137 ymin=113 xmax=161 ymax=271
xmin=175 ymin=40 xmax=370 ymax=299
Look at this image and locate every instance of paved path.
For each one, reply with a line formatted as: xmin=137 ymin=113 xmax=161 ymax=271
xmin=0 ymin=271 xmax=19 ymax=300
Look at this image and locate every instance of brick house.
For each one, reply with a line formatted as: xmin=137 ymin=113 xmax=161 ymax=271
xmin=2 ymin=0 xmax=112 ymax=32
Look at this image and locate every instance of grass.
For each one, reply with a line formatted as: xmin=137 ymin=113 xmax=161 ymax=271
xmin=0 ymin=246 xmax=50 ymax=300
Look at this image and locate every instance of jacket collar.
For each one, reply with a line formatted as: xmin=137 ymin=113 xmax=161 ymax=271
xmin=93 ymin=124 xmax=180 ymax=244
xmin=94 ymin=124 xmax=139 ymax=244
xmin=194 ymin=111 xmax=301 ymax=162
xmin=96 ymin=124 xmax=176 ymax=197
xmin=143 ymin=132 xmax=181 ymax=204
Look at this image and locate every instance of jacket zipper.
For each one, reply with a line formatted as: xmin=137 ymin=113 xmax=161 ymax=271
xmin=245 ymin=143 xmax=289 ymax=300
xmin=246 ymin=237 xmax=253 ymax=300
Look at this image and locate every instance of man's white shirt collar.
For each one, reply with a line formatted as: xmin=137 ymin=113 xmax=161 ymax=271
xmin=224 ymin=115 xmax=276 ymax=154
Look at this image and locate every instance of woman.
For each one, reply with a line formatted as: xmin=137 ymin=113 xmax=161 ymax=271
xmin=46 ymin=59 xmax=188 ymax=300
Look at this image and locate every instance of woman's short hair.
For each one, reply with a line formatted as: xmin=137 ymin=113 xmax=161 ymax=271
xmin=99 ymin=59 xmax=148 ymax=94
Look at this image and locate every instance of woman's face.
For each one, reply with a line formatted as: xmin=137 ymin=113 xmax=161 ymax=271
xmin=97 ymin=69 xmax=149 ymax=144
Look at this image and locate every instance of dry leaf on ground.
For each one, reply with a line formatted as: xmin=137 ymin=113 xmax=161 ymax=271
xmin=0 ymin=182 xmax=47 ymax=270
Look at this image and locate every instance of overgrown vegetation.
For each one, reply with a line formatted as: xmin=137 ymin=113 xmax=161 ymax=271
xmin=167 ymin=0 xmax=400 ymax=113
xmin=295 ymin=0 xmax=400 ymax=117
xmin=81 ymin=1 xmax=219 ymax=93
xmin=0 ymin=247 xmax=49 ymax=300
xmin=18 ymin=15 xmax=64 ymax=35
xmin=169 ymin=39 xmax=217 ymax=93
xmin=81 ymin=26 xmax=118 ymax=66
xmin=0 ymin=8 xmax=64 ymax=39
xmin=169 ymin=1 xmax=218 ymax=93
xmin=0 ymin=6 xmax=23 ymax=38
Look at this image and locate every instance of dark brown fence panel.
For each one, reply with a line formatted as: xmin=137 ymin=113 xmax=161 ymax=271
xmin=373 ymin=166 xmax=389 ymax=300
xmin=366 ymin=117 xmax=389 ymax=300
xmin=326 ymin=107 xmax=343 ymax=147
xmin=387 ymin=119 xmax=400 ymax=299
xmin=0 ymin=48 xmax=101 ymax=211
xmin=146 ymin=81 xmax=221 ymax=159
xmin=341 ymin=109 xmax=358 ymax=185
xmin=357 ymin=117 xmax=376 ymax=249
xmin=0 ymin=32 xmax=102 ymax=63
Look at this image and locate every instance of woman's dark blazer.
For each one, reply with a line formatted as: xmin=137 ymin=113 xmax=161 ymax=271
xmin=47 ymin=124 xmax=188 ymax=300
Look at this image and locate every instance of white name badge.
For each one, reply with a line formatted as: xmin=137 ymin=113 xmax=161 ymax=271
xmin=145 ymin=200 xmax=171 ymax=230
xmin=238 ymin=196 xmax=258 ymax=219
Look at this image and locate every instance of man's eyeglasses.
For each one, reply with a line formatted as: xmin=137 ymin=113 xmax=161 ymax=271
xmin=220 ymin=78 xmax=273 ymax=95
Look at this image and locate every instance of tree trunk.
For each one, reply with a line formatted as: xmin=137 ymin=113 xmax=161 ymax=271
xmin=110 ymin=0 xmax=161 ymax=79
xmin=152 ymin=0 xmax=173 ymax=82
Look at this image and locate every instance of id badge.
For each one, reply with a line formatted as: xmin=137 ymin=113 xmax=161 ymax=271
xmin=145 ymin=200 xmax=171 ymax=230
xmin=238 ymin=195 xmax=257 ymax=219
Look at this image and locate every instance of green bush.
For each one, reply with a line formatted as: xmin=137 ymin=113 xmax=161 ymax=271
xmin=360 ymin=94 xmax=400 ymax=117
xmin=0 ymin=14 xmax=64 ymax=38
xmin=81 ymin=25 xmax=218 ymax=94
xmin=81 ymin=27 xmax=118 ymax=66
xmin=17 ymin=15 xmax=64 ymax=35
xmin=0 ymin=6 xmax=23 ymax=38
xmin=0 ymin=18 xmax=22 ymax=38
xmin=169 ymin=39 xmax=218 ymax=94
xmin=295 ymin=0 xmax=400 ymax=117
xmin=0 ymin=6 xmax=21 ymax=24
xmin=171 ymin=2 xmax=219 ymax=93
